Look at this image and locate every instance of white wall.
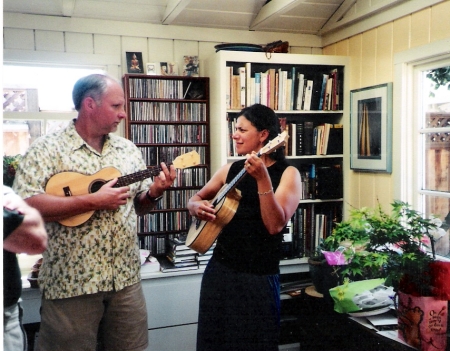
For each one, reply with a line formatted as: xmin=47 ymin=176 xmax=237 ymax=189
xmin=3 ymin=13 xmax=324 ymax=137
xmin=3 ymin=12 xmax=323 ymax=83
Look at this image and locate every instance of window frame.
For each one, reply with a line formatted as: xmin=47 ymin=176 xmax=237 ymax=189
xmin=394 ymin=38 xmax=450 ymax=211
xmin=415 ymin=61 xmax=450 ymax=213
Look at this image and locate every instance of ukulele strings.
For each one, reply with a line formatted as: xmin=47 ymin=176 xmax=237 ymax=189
xmin=113 ymin=163 xmax=173 ymax=188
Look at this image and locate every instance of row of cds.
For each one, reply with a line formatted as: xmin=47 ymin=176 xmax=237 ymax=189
xmin=129 ymin=102 xmax=207 ymax=122
xmin=138 ymin=235 xmax=168 ymax=254
xmin=130 ymin=124 xmax=207 ymax=144
xmin=152 ymin=188 xmax=198 ymax=211
xmin=137 ymin=207 xmax=193 ymax=233
xmin=173 ymin=168 xmax=208 ymax=188
xmin=139 ymin=146 xmax=206 ymax=166
xmin=129 ymin=78 xmax=184 ymax=99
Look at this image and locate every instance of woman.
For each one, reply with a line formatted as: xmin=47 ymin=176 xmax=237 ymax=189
xmin=188 ymin=104 xmax=302 ymax=351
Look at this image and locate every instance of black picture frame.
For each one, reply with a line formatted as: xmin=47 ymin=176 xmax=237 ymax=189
xmin=126 ymin=52 xmax=144 ymax=74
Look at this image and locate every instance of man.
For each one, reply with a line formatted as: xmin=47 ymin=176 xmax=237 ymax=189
xmin=13 ymin=74 xmax=176 ymax=351
xmin=3 ymin=186 xmax=48 ymax=351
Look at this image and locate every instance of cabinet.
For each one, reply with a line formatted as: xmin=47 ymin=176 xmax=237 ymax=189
xmin=141 ymin=271 xmax=202 ymax=351
xmin=140 ymin=259 xmax=308 ymax=351
xmin=22 ymin=260 xmax=308 ymax=351
xmin=123 ymin=74 xmax=210 ymax=254
xmin=205 ymin=51 xmax=349 ymax=258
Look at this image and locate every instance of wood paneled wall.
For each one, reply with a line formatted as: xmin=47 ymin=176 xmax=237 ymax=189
xmin=322 ymin=1 xmax=450 ymax=214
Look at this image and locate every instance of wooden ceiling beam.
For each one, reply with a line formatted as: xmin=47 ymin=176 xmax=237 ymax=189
xmin=62 ymin=0 xmax=76 ymax=17
xmin=162 ymin=0 xmax=192 ymax=24
xmin=321 ymin=0 xmax=406 ymax=35
xmin=250 ymin=0 xmax=306 ymax=30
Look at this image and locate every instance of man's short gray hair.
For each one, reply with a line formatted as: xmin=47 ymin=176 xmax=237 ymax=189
xmin=72 ymin=74 xmax=113 ymax=111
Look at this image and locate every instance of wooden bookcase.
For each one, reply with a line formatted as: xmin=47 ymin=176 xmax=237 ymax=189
xmin=123 ymin=74 xmax=210 ymax=255
xmin=205 ymin=51 xmax=349 ymax=260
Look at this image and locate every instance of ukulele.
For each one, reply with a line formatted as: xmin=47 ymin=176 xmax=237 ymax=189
xmin=186 ymin=131 xmax=288 ymax=254
xmin=45 ymin=151 xmax=200 ymax=227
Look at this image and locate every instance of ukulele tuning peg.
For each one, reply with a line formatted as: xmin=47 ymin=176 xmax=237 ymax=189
xmin=188 ymin=152 xmax=198 ymax=165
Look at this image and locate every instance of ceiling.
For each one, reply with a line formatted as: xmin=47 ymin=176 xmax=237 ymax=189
xmin=3 ymin=0 xmax=348 ymax=36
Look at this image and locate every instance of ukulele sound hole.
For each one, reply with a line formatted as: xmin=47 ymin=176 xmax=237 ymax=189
xmin=90 ymin=180 xmax=107 ymax=193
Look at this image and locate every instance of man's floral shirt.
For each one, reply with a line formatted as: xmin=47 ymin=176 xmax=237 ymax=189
xmin=13 ymin=120 xmax=151 ymax=299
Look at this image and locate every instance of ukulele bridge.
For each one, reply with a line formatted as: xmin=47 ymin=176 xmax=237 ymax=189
xmin=63 ymin=186 xmax=72 ymax=197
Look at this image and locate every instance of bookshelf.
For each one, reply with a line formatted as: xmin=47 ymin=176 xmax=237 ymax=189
xmin=205 ymin=51 xmax=349 ymax=259
xmin=123 ymin=74 xmax=210 ymax=255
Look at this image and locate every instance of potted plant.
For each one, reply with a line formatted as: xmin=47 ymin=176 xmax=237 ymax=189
xmin=308 ymin=237 xmax=352 ymax=299
xmin=3 ymin=155 xmax=22 ymax=187
xmin=323 ymin=200 xmax=450 ymax=351
xmin=323 ymin=201 xmax=448 ymax=291
xmin=308 ymin=208 xmax=373 ymax=296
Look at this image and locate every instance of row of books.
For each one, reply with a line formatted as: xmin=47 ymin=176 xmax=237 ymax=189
xmin=138 ymin=146 xmax=206 ymax=168
xmin=281 ymin=120 xmax=343 ymax=156
xmin=280 ymin=218 xmax=295 ymax=259
xmin=312 ymin=123 xmax=343 ymax=156
xmin=130 ymin=124 xmax=207 ymax=144
xmin=129 ymin=102 xmax=207 ymax=122
xmin=227 ymin=116 xmax=343 ymax=157
xmin=298 ymin=163 xmax=343 ymax=201
xmin=227 ymin=64 xmax=341 ymax=111
xmin=129 ymin=78 xmax=184 ymax=99
xmin=286 ymin=202 xmax=342 ymax=258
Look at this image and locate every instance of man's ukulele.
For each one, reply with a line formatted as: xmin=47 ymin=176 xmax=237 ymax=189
xmin=45 ymin=151 xmax=200 ymax=227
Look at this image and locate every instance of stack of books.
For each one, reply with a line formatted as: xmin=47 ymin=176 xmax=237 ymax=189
xmin=197 ymin=243 xmax=216 ymax=267
xmin=161 ymin=237 xmax=199 ymax=272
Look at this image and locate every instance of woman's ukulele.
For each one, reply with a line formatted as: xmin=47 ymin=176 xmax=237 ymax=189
xmin=186 ymin=131 xmax=288 ymax=254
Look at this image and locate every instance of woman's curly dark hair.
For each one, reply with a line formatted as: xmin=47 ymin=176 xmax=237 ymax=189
xmin=238 ymin=104 xmax=285 ymax=161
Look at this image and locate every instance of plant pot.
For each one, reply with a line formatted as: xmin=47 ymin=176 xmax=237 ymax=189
xmin=308 ymin=258 xmax=326 ymax=294
xmin=322 ymin=263 xmax=346 ymax=307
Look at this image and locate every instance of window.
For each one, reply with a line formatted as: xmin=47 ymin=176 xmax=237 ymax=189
xmin=3 ymin=64 xmax=105 ymax=282
xmin=417 ymin=65 xmax=450 ymax=256
xmin=3 ymin=65 xmax=105 ymax=156
xmin=3 ymin=64 xmax=105 ymax=111
xmin=394 ymin=39 xmax=450 ymax=258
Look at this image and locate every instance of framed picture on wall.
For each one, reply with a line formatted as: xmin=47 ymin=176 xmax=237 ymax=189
xmin=350 ymin=83 xmax=393 ymax=173
xmin=126 ymin=52 xmax=144 ymax=74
